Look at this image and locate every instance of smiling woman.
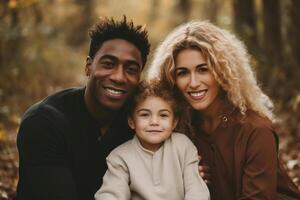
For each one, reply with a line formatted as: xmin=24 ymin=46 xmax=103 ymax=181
xmin=147 ymin=20 xmax=300 ymax=200
xmin=174 ymin=49 xmax=221 ymax=114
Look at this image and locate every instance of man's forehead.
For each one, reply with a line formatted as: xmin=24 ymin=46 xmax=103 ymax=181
xmin=95 ymin=39 xmax=142 ymax=63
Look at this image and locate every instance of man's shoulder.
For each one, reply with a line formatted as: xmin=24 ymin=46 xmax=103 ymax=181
xmin=38 ymin=87 xmax=84 ymax=108
xmin=22 ymin=87 xmax=84 ymax=120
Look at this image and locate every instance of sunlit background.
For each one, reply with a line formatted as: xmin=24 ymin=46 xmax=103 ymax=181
xmin=0 ymin=0 xmax=299 ymax=199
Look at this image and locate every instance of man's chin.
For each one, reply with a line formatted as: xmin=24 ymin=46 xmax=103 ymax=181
xmin=99 ymin=99 xmax=126 ymax=111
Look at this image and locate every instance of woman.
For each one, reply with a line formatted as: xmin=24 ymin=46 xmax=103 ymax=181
xmin=146 ymin=21 xmax=300 ymax=200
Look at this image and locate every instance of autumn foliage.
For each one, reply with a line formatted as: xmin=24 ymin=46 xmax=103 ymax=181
xmin=0 ymin=0 xmax=299 ymax=199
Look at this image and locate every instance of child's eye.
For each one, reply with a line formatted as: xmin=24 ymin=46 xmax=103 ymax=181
xmin=139 ymin=113 xmax=150 ymax=117
xmin=160 ymin=113 xmax=169 ymax=118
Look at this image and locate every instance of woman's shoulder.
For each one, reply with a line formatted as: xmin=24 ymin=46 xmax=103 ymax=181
xmin=233 ymin=110 xmax=278 ymax=145
xmin=236 ymin=109 xmax=273 ymax=131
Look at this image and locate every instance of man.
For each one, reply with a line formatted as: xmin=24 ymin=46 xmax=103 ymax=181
xmin=16 ymin=16 xmax=150 ymax=200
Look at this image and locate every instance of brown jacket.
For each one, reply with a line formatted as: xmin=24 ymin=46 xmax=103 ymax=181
xmin=194 ymin=110 xmax=300 ymax=200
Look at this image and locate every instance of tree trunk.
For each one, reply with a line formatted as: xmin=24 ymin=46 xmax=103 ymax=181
xmin=67 ymin=0 xmax=93 ymax=47
xmin=288 ymin=0 xmax=300 ymax=65
xmin=148 ymin=0 xmax=159 ymax=23
xmin=205 ymin=0 xmax=219 ymax=24
xmin=262 ymin=0 xmax=282 ymax=67
xmin=178 ymin=0 xmax=191 ymax=22
xmin=233 ymin=0 xmax=258 ymax=56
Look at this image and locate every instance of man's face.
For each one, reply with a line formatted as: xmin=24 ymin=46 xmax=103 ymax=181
xmin=86 ymin=39 xmax=143 ymax=111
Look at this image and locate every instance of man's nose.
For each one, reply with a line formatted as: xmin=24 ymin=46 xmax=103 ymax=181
xmin=110 ymin=65 xmax=126 ymax=83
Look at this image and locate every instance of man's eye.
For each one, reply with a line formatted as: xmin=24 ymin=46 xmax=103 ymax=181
xmin=101 ymin=61 xmax=115 ymax=68
xmin=126 ymin=65 xmax=140 ymax=75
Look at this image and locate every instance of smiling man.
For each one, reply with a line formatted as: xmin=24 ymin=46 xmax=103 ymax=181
xmin=15 ymin=17 xmax=150 ymax=200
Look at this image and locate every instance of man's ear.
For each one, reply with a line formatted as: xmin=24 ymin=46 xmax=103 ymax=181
xmin=85 ymin=56 xmax=92 ymax=76
xmin=128 ymin=117 xmax=135 ymax=130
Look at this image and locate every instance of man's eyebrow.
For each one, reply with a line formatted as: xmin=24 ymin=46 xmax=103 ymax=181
xmin=99 ymin=54 xmax=141 ymax=68
xmin=99 ymin=54 xmax=117 ymax=61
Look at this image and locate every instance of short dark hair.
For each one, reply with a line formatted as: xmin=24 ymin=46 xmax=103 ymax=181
xmin=127 ymin=80 xmax=180 ymax=118
xmin=88 ymin=16 xmax=150 ymax=67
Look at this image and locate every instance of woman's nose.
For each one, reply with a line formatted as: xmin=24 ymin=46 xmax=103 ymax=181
xmin=188 ymin=72 xmax=200 ymax=89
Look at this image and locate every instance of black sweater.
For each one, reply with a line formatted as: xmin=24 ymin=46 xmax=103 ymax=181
xmin=16 ymin=87 xmax=133 ymax=200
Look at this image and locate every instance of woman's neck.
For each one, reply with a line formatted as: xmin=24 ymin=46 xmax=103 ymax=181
xmin=197 ymin=96 xmax=225 ymax=133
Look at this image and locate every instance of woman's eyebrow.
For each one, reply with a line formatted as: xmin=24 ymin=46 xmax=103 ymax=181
xmin=174 ymin=67 xmax=187 ymax=70
xmin=196 ymin=63 xmax=207 ymax=68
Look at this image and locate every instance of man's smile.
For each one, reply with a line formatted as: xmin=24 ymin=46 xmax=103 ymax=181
xmin=103 ymin=86 xmax=127 ymax=98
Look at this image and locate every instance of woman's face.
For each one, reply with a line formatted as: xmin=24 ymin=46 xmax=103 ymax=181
xmin=174 ymin=48 xmax=221 ymax=113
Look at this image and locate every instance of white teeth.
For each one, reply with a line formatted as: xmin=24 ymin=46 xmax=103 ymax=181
xmin=106 ymin=88 xmax=123 ymax=95
xmin=190 ymin=91 xmax=206 ymax=97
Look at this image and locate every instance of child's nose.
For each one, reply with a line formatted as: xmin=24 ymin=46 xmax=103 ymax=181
xmin=150 ymin=116 xmax=159 ymax=125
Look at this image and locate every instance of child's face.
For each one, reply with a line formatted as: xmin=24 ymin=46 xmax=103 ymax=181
xmin=128 ymin=96 xmax=178 ymax=152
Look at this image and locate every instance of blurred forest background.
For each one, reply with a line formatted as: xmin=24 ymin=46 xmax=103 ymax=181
xmin=0 ymin=0 xmax=299 ymax=199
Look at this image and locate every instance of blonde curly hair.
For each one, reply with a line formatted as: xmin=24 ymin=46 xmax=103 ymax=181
xmin=146 ymin=20 xmax=275 ymax=121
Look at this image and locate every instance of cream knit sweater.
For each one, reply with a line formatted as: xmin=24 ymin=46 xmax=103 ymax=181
xmin=95 ymin=132 xmax=210 ymax=200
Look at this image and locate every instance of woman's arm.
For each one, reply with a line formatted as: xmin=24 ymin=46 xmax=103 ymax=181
xmin=240 ymin=127 xmax=277 ymax=200
xmin=198 ymin=155 xmax=212 ymax=185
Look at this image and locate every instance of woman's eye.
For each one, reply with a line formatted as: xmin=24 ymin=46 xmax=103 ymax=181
xmin=175 ymin=70 xmax=188 ymax=77
xmin=197 ymin=66 xmax=208 ymax=73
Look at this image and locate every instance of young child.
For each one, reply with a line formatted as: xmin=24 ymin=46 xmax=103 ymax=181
xmin=94 ymin=81 xmax=210 ymax=200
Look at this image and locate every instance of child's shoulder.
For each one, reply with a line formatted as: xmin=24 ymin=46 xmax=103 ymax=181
xmin=108 ymin=139 xmax=135 ymax=159
xmin=169 ymin=132 xmax=195 ymax=149
xmin=168 ymin=132 xmax=199 ymax=163
xmin=171 ymin=132 xmax=192 ymax=142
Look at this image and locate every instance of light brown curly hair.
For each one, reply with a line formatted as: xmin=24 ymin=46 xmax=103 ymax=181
xmin=146 ymin=20 xmax=275 ymax=122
